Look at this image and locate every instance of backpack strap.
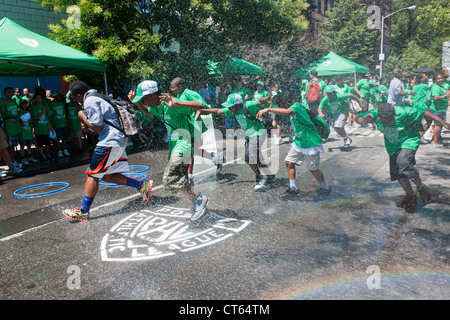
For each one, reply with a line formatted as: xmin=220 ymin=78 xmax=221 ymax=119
xmin=85 ymin=91 xmax=124 ymax=134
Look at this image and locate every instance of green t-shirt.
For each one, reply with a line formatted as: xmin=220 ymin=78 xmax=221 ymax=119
xmin=318 ymin=93 xmax=351 ymax=118
xmin=49 ymin=101 xmax=68 ymax=128
xmin=148 ymin=104 xmax=195 ymax=156
xmin=221 ymin=100 xmax=266 ymax=139
xmin=289 ymin=102 xmax=323 ymax=149
xmin=412 ymin=84 xmax=430 ymax=111
xmin=232 ymin=86 xmax=252 ymax=101
xmin=358 ymin=106 xmax=424 ymax=156
xmin=66 ymin=102 xmax=82 ymax=131
xmin=356 ymin=79 xmax=371 ymax=99
xmin=335 ymin=83 xmax=350 ymax=95
xmin=176 ymin=89 xmax=209 ymax=136
xmin=31 ymin=102 xmax=53 ymax=135
xmin=18 ymin=110 xmax=33 ymax=140
xmin=252 ymin=89 xmax=270 ymax=108
xmin=0 ymin=100 xmax=21 ymax=136
xmin=378 ymin=84 xmax=389 ymax=103
xmin=430 ymin=83 xmax=448 ymax=113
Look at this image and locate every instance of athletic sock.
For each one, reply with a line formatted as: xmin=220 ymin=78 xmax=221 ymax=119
xmin=126 ymin=177 xmax=144 ymax=190
xmin=289 ymin=179 xmax=297 ymax=190
xmin=81 ymin=195 xmax=95 ymax=213
xmin=320 ymin=182 xmax=330 ymax=190
xmin=188 ymin=174 xmax=193 ymax=180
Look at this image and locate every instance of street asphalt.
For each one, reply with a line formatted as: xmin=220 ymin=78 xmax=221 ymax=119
xmin=0 ymin=124 xmax=449 ymax=304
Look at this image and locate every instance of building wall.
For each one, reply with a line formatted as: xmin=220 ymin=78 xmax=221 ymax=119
xmin=0 ymin=0 xmax=66 ymax=36
xmin=0 ymin=0 xmax=67 ymax=97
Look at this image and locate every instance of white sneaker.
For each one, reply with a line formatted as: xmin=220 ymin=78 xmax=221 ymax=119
xmin=57 ymin=150 xmax=63 ymax=158
xmin=190 ymin=194 xmax=209 ymax=221
xmin=344 ymin=137 xmax=352 ymax=146
xmin=254 ymin=178 xmax=268 ymax=190
xmin=63 ymin=149 xmax=71 ymax=157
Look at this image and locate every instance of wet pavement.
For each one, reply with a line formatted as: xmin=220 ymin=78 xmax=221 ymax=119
xmin=0 ymin=125 xmax=449 ymax=301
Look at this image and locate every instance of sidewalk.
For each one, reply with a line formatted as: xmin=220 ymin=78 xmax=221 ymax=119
xmin=0 ymin=141 xmax=159 ymax=182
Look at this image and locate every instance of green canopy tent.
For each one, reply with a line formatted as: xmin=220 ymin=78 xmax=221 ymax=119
xmin=0 ymin=17 xmax=107 ymax=90
xmin=294 ymin=52 xmax=369 ymax=83
xmin=207 ymin=56 xmax=263 ymax=75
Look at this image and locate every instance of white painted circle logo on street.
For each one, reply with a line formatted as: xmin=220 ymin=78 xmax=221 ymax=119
xmin=17 ymin=38 xmax=39 ymax=48
xmin=101 ymin=206 xmax=251 ymax=262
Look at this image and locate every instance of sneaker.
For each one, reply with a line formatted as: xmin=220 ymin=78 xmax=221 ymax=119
xmin=344 ymin=137 xmax=352 ymax=147
xmin=41 ymin=154 xmax=49 ymax=163
xmin=431 ymin=142 xmax=443 ymax=148
xmin=420 ymin=137 xmax=428 ymax=144
xmin=13 ymin=160 xmax=23 ymax=168
xmin=28 ymin=156 xmax=39 ymax=163
xmin=21 ymin=158 xmax=30 ymax=166
xmin=214 ymin=156 xmax=224 ymax=174
xmin=190 ymin=194 xmax=208 ymax=221
xmin=254 ymin=178 xmax=268 ymax=190
xmin=62 ymin=207 xmax=90 ymax=222
xmin=139 ymin=180 xmax=154 ymax=205
xmin=57 ymin=150 xmax=63 ymax=158
xmin=417 ymin=185 xmax=432 ymax=205
xmin=46 ymin=153 xmax=53 ymax=160
xmin=0 ymin=171 xmax=7 ymax=177
xmin=63 ymin=149 xmax=71 ymax=157
xmin=313 ymin=187 xmax=332 ymax=201
xmin=7 ymin=167 xmax=22 ymax=174
xmin=280 ymin=188 xmax=300 ymax=198
xmin=396 ymin=194 xmax=417 ymax=213
xmin=265 ymin=176 xmax=278 ymax=188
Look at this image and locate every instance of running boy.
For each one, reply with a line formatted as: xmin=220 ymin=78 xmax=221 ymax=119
xmin=356 ymin=103 xmax=450 ymax=213
xmin=62 ymin=81 xmax=154 ymax=222
xmin=134 ymin=80 xmax=209 ymax=221
xmin=199 ymin=93 xmax=277 ymax=190
xmin=257 ymin=92 xmax=332 ymax=201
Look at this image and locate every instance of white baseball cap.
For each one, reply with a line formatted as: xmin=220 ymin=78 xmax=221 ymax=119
xmin=132 ymin=80 xmax=159 ymax=103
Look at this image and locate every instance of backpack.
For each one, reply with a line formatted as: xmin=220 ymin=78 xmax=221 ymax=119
xmin=86 ymin=92 xmax=140 ymax=137
xmin=242 ymin=102 xmax=272 ymax=130
xmin=306 ymin=81 xmax=322 ymax=104
xmin=292 ymin=108 xmax=330 ymax=140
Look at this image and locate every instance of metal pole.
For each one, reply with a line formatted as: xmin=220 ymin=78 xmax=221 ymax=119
xmin=380 ymin=16 xmax=385 ymax=79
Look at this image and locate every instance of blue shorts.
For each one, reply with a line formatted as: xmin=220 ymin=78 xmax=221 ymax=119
xmin=430 ymin=110 xmax=446 ymax=127
xmin=54 ymin=127 xmax=68 ymax=140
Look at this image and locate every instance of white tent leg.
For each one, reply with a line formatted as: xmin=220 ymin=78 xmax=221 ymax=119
xmin=104 ymin=72 xmax=108 ymax=95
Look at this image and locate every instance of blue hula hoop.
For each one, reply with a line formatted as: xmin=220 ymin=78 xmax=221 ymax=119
xmin=14 ymin=182 xmax=70 ymax=198
xmin=99 ymin=173 xmax=147 ymax=187
xmin=126 ymin=165 xmax=149 ymax=174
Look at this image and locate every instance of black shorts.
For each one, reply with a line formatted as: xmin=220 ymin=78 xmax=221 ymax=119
xmin=389 ymin=148 xmax=419 ymax=181
xmin=245 ymin=135 xmax=267 ymax=165
xmin=35 ymin=134 xmax=51 ymax=147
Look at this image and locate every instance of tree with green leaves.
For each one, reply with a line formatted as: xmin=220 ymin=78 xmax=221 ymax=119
xmin=386 ymin=0 xmax=449 ymax=75
xmin=37 ymin=0 xmax=309 ymax=90
xmin=319 ymin=0 xmax=378 ymax=69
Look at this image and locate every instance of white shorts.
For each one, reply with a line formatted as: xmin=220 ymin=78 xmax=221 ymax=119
xmin=330 ymin=113 xmax=348 ymax=128
xmin=86 ymin=146 xmax=129 ymax=179
xmin=285 ymin=147 xmax=321 ymax=171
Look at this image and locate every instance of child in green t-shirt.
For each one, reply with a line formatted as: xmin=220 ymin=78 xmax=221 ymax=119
xmin=31 ymin=93 xmax=54 ymax=162
xmin=18 ymin=100 xmax=39 ymax=165
xmin=49 ymin=92 xmax=70 ymax=157
xmin=65 ymin=93 xmax=84 ymax=153
xmin=0 ymin=87 xmax=22 ymax=167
